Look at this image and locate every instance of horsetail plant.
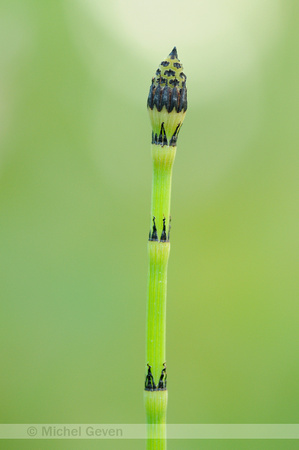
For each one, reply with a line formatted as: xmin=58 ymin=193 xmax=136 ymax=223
xmin=144 ymin=47 xmax=187 ymax=448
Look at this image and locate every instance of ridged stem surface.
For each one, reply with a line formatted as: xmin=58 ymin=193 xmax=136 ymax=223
xmin=145 ymin=144 xmax=176 ymax=449
xmin=144 ymin=390 xmax=168 ymax=450
xmin=146 ymin=240 xmax=170 ymax=383
xmin=151 ymin=145 xmax=176 ymax=239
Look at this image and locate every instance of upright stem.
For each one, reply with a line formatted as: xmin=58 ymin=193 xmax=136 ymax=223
xmin=144 ymin=390 xmax=168 ymax=450
xmin=144 ymin=46 xmax=187 ymax=450
xmin=147 ymin=145 xmax=176 ymax=382
xmin=146 ymin=240 xmax=170 ymax=382
xmin=144 ymin=146 xmax=175 ymax=450
xmin=151 ymin=145 xmax=176 ymax=241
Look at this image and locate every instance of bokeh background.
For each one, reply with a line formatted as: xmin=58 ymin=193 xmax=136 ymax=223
xmin=1 ymin=0 xmax=298 ymax=449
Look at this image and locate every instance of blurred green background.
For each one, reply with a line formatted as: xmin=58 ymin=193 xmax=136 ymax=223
xmin=0 ymin=0 xmax=298 ymax=449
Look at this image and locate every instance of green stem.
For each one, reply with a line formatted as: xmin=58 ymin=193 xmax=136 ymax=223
xmin=151 ymin=145 xmax=176 ymax=239
xmin=145 ymin=45 xmax=187 ymax=450
xmin=145 ymin=144 xmax=176 ymax=449
xmin=147 ymin=144 xmax=176 ymax=382
xmin=144 ymin=390 xmax=168 ymax=450
xmin=146 ymin=240 xmax=170 ymax=383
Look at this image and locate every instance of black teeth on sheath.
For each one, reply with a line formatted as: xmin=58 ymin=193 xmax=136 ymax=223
xmin=150 ymin=217 xmax=158 ymax=241
xmin=167 ymin=216 xmax=171 ymax=241
xmin=145 ymin=363 xmax=167 ymax=391
xmin=160 ymin=217 xmax=167 ymax=241
xmin=149 ymin=216 xmax=171 ymax=242
xmin=145 ymin=364 xmax=156 ymax=390
xmin=151 ymin=131 xmax=156 ymax=145
xmin=158 ymin=123 xmax=167 ymax=146
xmin=169 ymin=135 xmax=177 ymax=146
xmin=152 ymin=121 xmax=181 ymax=147
xmin=169 ymin=123 xmax=181 ymax=146
xmin=158 ymin=363 xmax=167 ymax=390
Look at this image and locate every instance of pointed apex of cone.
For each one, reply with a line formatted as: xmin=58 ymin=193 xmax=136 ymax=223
xmin=169 ymin=47 xmax=178 ymax=59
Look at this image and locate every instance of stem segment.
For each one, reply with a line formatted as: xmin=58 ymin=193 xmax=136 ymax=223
xmin=144 ymin=390 xmax=168 ymax=450
xmin=151 ymin=145 xmax=176 ymax=241
xmin=144 ymin=46 xmax=187 ymax=449
xmin=146 ymin=238 xmax=170 ymax=383
xmin=144 ymin=145 xmax=175 ymax=448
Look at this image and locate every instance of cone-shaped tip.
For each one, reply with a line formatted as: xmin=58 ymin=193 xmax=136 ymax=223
xmin=147 ymin=47 xmax=187 ymax=146
xmin=169 ymin=46 xmax=178 ymax=59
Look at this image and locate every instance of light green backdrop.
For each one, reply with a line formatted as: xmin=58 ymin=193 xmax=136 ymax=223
xmin=0 ymin=1 xmax=298 ymax=449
